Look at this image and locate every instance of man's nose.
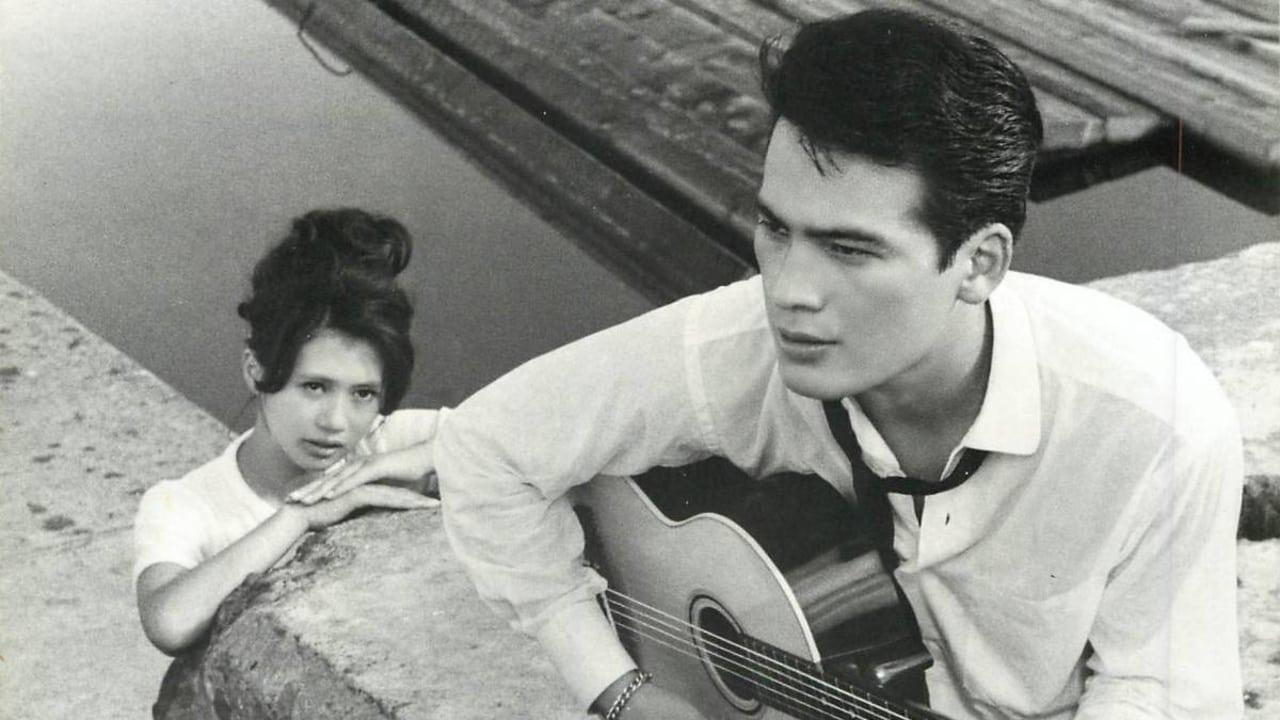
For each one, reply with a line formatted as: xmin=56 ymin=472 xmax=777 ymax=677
xmin=769 ymin=240 xmax=824 ymax=311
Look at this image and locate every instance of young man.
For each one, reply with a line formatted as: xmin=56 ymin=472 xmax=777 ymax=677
xmin=433 ymin=10 xmax=1243 ymax=719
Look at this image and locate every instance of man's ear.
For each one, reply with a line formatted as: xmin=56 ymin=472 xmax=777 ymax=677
xmin=956 ymin=223 xmax=1013 ymax=305
xmin=241 ymin=348 xmax=264 ymax=395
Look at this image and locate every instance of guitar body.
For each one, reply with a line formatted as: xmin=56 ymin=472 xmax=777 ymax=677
xmin=573 ymin=459 xmax=947 ymax=720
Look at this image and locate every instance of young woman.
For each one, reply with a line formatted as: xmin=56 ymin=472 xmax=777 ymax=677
xmin=133 ymin=208 xmax=441 ymax=654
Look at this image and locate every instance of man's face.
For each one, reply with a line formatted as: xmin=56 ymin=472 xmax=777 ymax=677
xmin=755 ymin=121 xmax=972 ymax=401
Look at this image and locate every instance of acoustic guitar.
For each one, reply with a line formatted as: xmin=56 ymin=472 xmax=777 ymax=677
xmin=572 ymin=458 xmax=948 ymax=720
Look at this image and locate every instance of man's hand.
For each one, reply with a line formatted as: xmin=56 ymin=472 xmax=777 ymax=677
xmin=289 ymin=442 xmax=436 ymax=506
xmin=594 ymin=672 xmax=706 ymax=720
xmin=284 ymin=483 xmax=436 ymax=532
xmin=615 ymin=684 xmax=706 ymax=719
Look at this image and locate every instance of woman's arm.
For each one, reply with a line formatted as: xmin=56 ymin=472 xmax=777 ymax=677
xmin=136 ymin=485 xmax=433 ymax=655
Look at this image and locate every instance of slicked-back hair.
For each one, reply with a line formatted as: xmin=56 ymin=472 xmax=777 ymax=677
xmin=237 ymin=208 xmax=416 ymax=413
xmin=760 ymin=9 xmax=1043 ymax=269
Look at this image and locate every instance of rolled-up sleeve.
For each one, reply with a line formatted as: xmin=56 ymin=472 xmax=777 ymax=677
xmin=435 ymin=292 xmax=718 ymax=708
xmin=1076 ymin=395 xmax=1244 ymax=719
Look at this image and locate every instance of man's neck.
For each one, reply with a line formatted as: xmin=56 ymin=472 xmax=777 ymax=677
xmin=854 ymin=302 xmax=993 ymax=477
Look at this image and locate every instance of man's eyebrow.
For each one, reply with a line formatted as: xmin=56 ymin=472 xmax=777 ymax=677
xmin=808 ymin=225 xmax=889 ymax=246
xmin=755 ymin=196 xmax=889 ymax=246
xmin=754 ymin=197 xmax=783 ymax=225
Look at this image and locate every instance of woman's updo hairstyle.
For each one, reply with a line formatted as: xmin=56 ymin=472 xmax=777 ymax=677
xmin=237 ymin=208 xmax=415 ymax=413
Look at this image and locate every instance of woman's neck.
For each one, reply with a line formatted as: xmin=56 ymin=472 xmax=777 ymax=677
xmin=235 ymin=423 xmax=305 ymax=506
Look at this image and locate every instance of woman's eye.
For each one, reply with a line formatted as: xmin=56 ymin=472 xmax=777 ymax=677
xmin=354 ymin=388 xmax=380 ymax=402
xmin=301 ymin=381 xmax=325 ymax=393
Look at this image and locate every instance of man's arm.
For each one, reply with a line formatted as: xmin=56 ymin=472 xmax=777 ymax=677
xmin=1075 ymin=395 xmax=1244 ymax=718
xmin=436 ymin=293 xmax=719 ymax=711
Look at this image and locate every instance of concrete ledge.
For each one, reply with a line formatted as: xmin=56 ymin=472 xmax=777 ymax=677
xmin=0 ymin=269 xmax=232 ymax=719
xmin=1088 ymin=241 xmax=1280 ymax=538
xmin=153 ymin=510 xmax=582 ymax=720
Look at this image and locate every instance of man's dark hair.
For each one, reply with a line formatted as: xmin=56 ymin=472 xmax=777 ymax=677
xmin=760 ymin=9 xmax=1043 ymax=268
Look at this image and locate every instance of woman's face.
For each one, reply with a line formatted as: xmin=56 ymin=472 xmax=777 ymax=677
xmin=254 ymin=330 xmax=385 ymax=475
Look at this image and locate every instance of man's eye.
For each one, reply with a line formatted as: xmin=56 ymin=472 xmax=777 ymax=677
xmin=830 ymin=242 xmax=873 ymax=258
xmin=756 ymin=215 xmax=786 ymax=236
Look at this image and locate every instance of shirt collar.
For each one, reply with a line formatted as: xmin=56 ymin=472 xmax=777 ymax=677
xmin=963 ymin=276 xmax=1041 ymax=456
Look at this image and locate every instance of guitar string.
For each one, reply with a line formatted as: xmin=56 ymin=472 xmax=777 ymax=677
xmin=605 ymin=604 xmax=904 ymax=720
xmin=604 ymin=589 xmax=911 ymax=720
xmin=605 ymin=604 xmax=907 ymax=720
xmin=604 ymin=596 xmax=910 ymax=720
xmin=607 ymin=612 xmax=885 ymax=720
xmin=604 ymin=593 xmax=914 ymax=720
xmin=604 ymin=588 xmax=912 ymax=720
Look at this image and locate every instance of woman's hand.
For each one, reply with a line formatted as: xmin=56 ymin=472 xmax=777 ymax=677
xmin=284 ymin=482 xmax=436 ymax=531
xmin=289 ymin=441 xmax=436 ymax=506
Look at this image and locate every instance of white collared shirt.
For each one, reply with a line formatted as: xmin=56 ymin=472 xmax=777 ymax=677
xmin=436 ymin=273 xmax=1243 ymax=719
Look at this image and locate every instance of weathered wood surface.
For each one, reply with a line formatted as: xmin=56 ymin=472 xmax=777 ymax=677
xmin=265 ymin=0 xmax=1277 ymax=301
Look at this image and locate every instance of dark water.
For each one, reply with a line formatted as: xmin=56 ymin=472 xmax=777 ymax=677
xmin=2 ymin=1 xmax=1276 ymax=430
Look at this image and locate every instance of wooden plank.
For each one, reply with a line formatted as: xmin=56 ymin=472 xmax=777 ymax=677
xmin=1109 ymin=0 xmax=1274 ymax=28
xmin=549 ymin=0 xmax=773 ymax=153
xmin=1036 ymin=91 xmax=1108 ymax=152
xmin=1206 ymin=0 xmax=1279 ymax=23
xmin=1180 ymin=16 xmax=1280 ymax=39
xmin=904 ymin=0 xmax=1278 ymax=178
xmin=386 ymin=0 xmax=764 ymax=254
xmin=666 ymin=0 xmax=800 ymax=42
xmin=267 ymin=0 xmax=751 ymax=302
xmin=1037 ymin=0 xmax=1277 ymax=105
xmin=762 ymin=0 xmax=1167 ymax=146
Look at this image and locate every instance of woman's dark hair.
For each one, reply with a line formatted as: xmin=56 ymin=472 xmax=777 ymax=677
xmin=760 ymin=10 xmax=1043 ymax=268
xmin=237 ymin=208 xmax=415 ymax=413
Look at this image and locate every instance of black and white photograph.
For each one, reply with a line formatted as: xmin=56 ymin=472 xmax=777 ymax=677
xmin=1 ymin=1 xmax=1277 ymax=718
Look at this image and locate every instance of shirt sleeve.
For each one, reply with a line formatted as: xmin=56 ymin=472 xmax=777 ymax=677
xmin=132 ymin=480 xmax=209 ymax=588
xmin=368 ymin=407 xmax=448 ymax=452
xmin=435 ymin=292 xmax=718 ymax=709
xmin=1075 ymin=380 xmax=1245 ymax=719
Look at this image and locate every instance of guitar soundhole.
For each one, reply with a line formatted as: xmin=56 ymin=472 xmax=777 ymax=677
xmin=690 ymin=596 xmax=762 ymax=714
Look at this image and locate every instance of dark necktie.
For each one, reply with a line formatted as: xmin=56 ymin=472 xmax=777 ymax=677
xmin=821 ymin=400 xmax=987 ymax=572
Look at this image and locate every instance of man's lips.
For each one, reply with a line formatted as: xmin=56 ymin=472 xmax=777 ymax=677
xmin=778 ymin=328 xmax=836 ymax=345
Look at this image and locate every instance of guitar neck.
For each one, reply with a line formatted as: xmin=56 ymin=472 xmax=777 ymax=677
xmin=736 ymin=633 xmax=944 ymax=720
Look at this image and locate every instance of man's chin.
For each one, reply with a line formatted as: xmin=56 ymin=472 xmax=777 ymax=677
xmin=776 ymin=364 xmax=860 ymax=402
